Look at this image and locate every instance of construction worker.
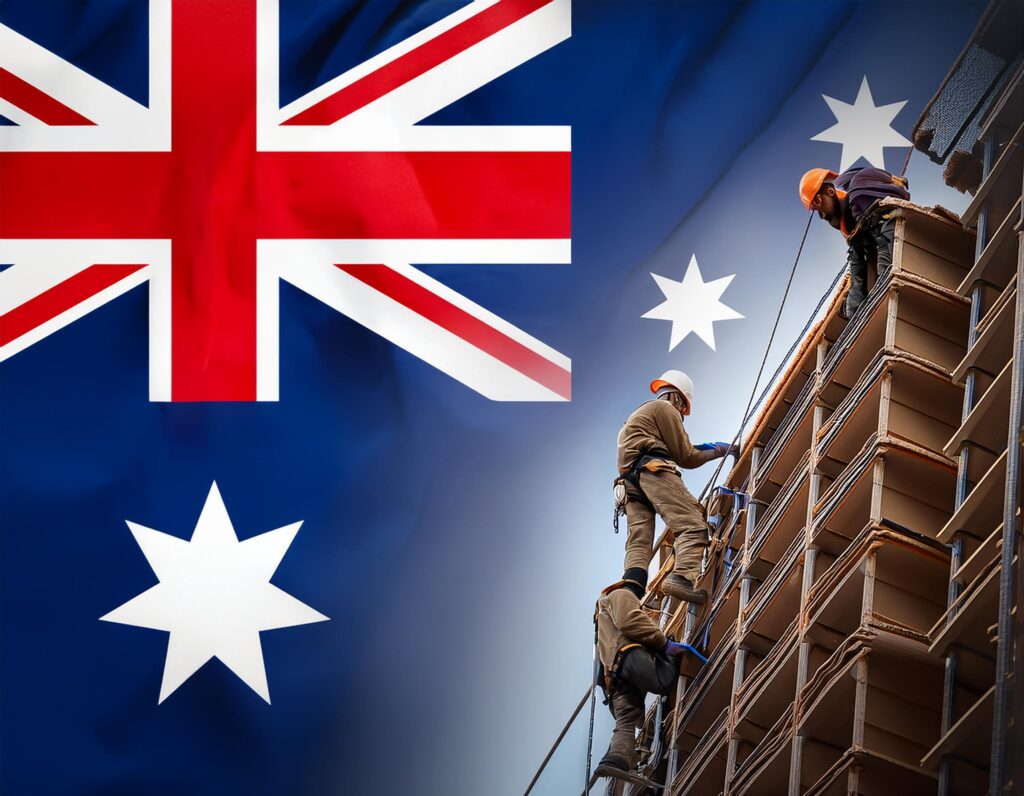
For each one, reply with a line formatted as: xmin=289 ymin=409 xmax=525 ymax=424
xmin=800 ymin=166 xmax=910 ymax=318
xmin=595 ymin=578 xmax=690 ymax=778
xmin=615 ymin=370 xmax=735 ymax=605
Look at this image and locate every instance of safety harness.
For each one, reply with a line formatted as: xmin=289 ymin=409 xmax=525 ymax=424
xmin=595 ymin=581 xmax=686 ymax=707
xmin=841 ymin=177 xmax=908 ymax=239
xmin=593 ymin=581 xmax=649 ymax=703
xmin=612 ymin=453 xmax=677 ymax=533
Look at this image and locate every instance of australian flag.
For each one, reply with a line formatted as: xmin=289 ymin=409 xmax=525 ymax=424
xmin=0 ymin=1 xmax=986 ymax=794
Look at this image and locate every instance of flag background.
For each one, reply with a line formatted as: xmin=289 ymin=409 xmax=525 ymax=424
xmin=0 ymin=1 xmax=985 ymax=794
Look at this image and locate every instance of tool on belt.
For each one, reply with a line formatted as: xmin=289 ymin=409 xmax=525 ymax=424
xmin=612 ymin=454 xmax=677 ymax=533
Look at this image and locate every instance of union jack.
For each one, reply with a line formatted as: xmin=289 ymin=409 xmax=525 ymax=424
xmin=0 ymin=0 xmax=572 ymax=402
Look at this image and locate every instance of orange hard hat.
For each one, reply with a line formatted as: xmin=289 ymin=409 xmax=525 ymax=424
xmin=799 ymin=168 xmax=837 ymax=210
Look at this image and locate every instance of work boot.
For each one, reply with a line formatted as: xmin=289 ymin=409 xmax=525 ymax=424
xmin=595 ymin=754 xmax=632 ymax=778
xmin=661 ymin=574 xmax=707 ymax=604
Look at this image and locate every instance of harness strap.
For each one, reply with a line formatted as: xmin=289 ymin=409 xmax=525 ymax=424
xmin=846 ymin=199 xmax=898 ymax=240
xmin=595 ymin=597 xmax=646 ymax=697
xmin=620 ymin=452 xmax=672 ymax=480
xmin=606 ymin=643 xmax=643 ymax=695
xmin=613 ymin=454 xmax=675 ymax=532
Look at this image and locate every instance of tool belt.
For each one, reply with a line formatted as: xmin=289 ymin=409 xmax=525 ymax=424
xmin=612 ymin=454 xmax=676 ymax=533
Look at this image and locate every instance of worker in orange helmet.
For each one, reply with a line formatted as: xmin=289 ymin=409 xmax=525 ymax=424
xmin=799 ymin=166 xmax=909 ymax=318
xmin=614 ymin=370 xmax=737 ymax=605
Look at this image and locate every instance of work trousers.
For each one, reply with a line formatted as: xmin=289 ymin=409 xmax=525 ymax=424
xmin=845 ymin=215 xmax=896 ymax=318
xmin=604 ymin=681 xmax=645 ymax=766
xmin=623 ymin=469 xmax=708 ymax=584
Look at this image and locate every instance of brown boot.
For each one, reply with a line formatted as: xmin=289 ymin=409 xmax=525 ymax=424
xmin=595 ymin=754 xmax=631 ymax=777
xmin=661 ymin=574 xmax=707 ymax=604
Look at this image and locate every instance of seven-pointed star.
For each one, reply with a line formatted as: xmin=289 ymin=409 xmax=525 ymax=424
xmin=811 ymin=76 xmax=912 ymax=172
xmin=643 ymin=255 xmax=743 ymax=351
xmin=101 ymin=482 xmax=329 ymax=704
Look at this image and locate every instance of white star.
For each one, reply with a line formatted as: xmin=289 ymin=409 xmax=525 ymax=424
xmin=811 ymin=76 xmax=911 ymax=172
xmin=643 ymin=255 xmax=743 ymax=351
xmin=101 ymin=482 xmax=329 ymax=704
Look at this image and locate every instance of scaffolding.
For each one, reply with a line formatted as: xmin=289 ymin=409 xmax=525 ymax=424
xmin=526 ymin=2 xmax=1022 ymax=792
xmin=632 ymin=201 xmax=977 ymax=796
xmin=914 ymin=1 xmax=1024 ymax=793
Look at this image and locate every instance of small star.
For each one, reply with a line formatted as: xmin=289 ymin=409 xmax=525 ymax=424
xmin=101 ymin=482 xmax=329 ymax=704
xmin=643 ymin=255 xmax=743 ymax=351
xmin=811 ymin=76 xmax=911 ymax=172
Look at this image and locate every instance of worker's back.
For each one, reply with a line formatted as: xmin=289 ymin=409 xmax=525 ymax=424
xmin=595 ymin=584 xmax=666 ymax=674
xmin=616 ymin=400 xmax=673 ymax=471
xmin=835 ymin=166 xmax=910 ymax=222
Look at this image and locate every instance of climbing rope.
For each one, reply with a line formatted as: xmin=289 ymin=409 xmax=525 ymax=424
xmin=697 ymin=212 xmax=814 ymax=505
xmin=698 ymin=147 xmax=915 ymax=508
xmin=898 ymin=142 xmax=914 ymax=178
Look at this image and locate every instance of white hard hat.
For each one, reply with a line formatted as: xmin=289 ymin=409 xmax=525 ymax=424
xmin=650 ymin=370 xmax=694 ymax=414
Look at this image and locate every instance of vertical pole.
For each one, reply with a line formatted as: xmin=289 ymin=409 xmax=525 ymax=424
xmin=1011 ymin=156 xmax=1024 ymax=796
xmin=989 ymin=233 xmax=1024 ymax=794
xmin=666 ymin=603 xmax=699 ymax=789
xmin=585 ymin=634 xmax=600 ymax=793
xmin=942 ymin=130 xmax=996 ymax=792
xmin=1013 ymin=382 xmax=1024 ymax=793
xmin=665 ymin=698 xmax=681 ymax=788
xmin=643 ymin=596 xmax=673 ymax=783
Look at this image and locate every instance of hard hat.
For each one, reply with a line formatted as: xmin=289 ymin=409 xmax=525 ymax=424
xmin=799 ymin=168 xmax=837 ymax=210
xmin=650 ymin=370 xmax=694 ymax=414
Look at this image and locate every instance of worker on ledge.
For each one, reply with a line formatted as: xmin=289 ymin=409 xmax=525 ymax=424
xmin=615 ymin=370 xmax=736 ymax=606
xmin=594 ymin=577 xmax=690 ymax=779
xmin=799 ymin=166 xmax=910 ymax=318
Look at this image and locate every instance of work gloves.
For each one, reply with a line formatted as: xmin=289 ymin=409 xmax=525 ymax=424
xmin=664 ymin=640 xmax=688 ymax=657
xmin=697 ymin=442 xmax=739 ymax=459
xmin=714 ymin=442 xmax=738 ymax=458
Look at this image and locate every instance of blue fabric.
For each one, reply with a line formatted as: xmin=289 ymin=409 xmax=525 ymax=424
xmin=835 ymin=165 xmax=912 ymax=222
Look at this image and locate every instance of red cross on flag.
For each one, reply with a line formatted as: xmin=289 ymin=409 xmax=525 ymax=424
xmin=0 ymin=0 xmax=572 ymax=402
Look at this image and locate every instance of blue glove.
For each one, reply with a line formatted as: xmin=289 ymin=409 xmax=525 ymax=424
xmin=664 ymin=640 xmax=687 ymax=657
xmin=698 ymin=442 xmax=739 ymax=458
xmin=715 ymin=442 xmax=739 ymax=458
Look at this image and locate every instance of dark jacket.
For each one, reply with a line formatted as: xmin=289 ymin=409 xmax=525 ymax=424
xmin=834 ymin=166 xmax=910 ymax=228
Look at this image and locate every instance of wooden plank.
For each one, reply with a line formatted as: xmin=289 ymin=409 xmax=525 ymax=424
xmin=938 ymin=448 xmax=1008 ymax=543
xmin=920 ymin=685 xmax=995 ymax=769
xmin=957 ymin=197 xmax=1021 ymax=296
xmin=945 ymin=358 xmax=1012 ymax=456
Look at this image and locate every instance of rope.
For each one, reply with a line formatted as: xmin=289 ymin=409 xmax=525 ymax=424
xmin=697 ymin=250 xmax=844 ymax=506
xmin=697 ymin=212 xmax=814 ymax=504
xmin=698 ymin=147 xmax=916 ymax=508
xmin=898 ymin=143 xmax=914 ymax=178
xmin=693 ymin=215 xmax=851 ymax=611
xmin=523 ymin=686 xmax=591 ymax=795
